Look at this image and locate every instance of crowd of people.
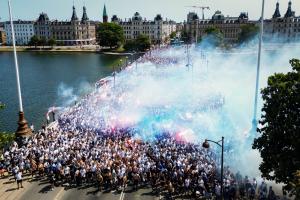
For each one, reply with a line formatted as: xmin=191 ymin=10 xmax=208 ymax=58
xmin=1 ymin=123 xmax=279 ymax=199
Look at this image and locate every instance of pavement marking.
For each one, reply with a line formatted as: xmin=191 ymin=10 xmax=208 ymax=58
xmin=119 ymin=188 xmax=125 ymax=200
xmin=54 ymin=187 xmax=65 ymax=200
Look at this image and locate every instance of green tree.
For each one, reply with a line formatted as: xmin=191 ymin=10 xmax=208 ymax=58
xmin=238 ymin=24 xmax=259 ymax=44
xmin=0 ymin=103 xmax=15 ymax=152
xmin=48 ymin=38 xmax=56 ymax=48
xmin=204 ymin=27 xmax=224 ymax=46
xmin=38 ymin=36 xmax=47 ymax=47
xmin=123 ymin=40 xmax=136 ymax=51
xmin=97 ymin=23 xmax=124 ymax=48
xmin=135 ymin=34 xmax=151 ymax=51
xmin=28 ymin=35 xmax=40 ymax=48
xmin=253 ymin=59 xmax=300 ymax=197
xmin=180 ymin=30 xmax=191 ymax=43
xmin=123 ymin=34 xmax=151 ymax=52
xmin=170 ymin=31 xmax=177 ymax=39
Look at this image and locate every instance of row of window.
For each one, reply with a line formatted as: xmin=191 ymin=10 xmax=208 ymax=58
xmin=274 ymin=29 xmax=300 ymax=33
xmin=6 ymin=33 xmax=34 ymax=36
xmin=122 ymin=26 xmax=161 ymax=30
xmin=6 ymin=29 xmax=33 ymax=32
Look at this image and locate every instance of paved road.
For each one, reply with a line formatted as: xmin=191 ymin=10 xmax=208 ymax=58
xmin=0 ymin=173 xmax=159 ymax=200
xmin=58 ymin=184 xmax=158 ymax=200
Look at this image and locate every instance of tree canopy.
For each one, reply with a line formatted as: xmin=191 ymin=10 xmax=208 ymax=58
xmin=124 ymin=34 xmax=151 ymax=52
xmin=97 ymin=23 xmax=124 ymax=48
xmin=238 ymin=24 xmax=259 ymax=44
xmin=0 ymin=103 xmax=15 ymax=152
xmin=203 ymin=27 xmax=224 ymax=46
xmin=180 ymin=30 xmax=191 ymax=44
xmin=253 ymin=59 xmax=300 ymax=197
xmin=170 ymin=31 xmax=177 ymax=39
xmin=28 ymin=35 xmax=40 ymax=47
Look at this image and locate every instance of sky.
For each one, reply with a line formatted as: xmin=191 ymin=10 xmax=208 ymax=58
xmin=0 ymin=0 xmax=299 ymax=22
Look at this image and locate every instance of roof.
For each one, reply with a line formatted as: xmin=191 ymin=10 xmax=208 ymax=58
xmin=103 ymin=4 xmax=108 ymax=17
xmin=38 ymin=13 xmax=49 ymax=22
xmin=71 ymin=6 xmax=79 ymax=21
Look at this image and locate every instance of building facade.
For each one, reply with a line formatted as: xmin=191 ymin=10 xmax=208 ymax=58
xmin=34 ymin=13 xmax=51 ymax=40
xmin=185 ymin=11 xmax=251 ymax=43
xmin=4 ymin=20 xmax=35 ymax=45
xmin=112 ymin=12 xmax=177 ymax=44
xmin=264 ymin=1 xmax=300 ymax=41
xmin=35 ymin=6 xmax=96 ymax=45
xmin=0 ymin=23 xmax=6 ymax=45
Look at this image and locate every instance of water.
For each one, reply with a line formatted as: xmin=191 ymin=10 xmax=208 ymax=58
xmin=0 ymin=52 xmax=125 ymax=132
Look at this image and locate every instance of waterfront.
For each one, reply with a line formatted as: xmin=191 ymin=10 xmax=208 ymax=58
xmin=0 ymin=52 xmax=124 ymax=132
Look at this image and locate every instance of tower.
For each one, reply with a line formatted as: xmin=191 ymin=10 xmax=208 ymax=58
xmin=272 ymin=2 xmax=281 ymax=18
xmin=103 ymin=4 xmax=108 ymax=23
xmin=284 ymin=1 xmax=294 ymax=18
xmin=71 ymin=5 xmax=79 ymax=21
xmin=82 ymin=6 xmax=89 ymax=22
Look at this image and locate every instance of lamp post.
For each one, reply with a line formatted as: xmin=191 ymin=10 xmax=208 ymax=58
xmin=8 ymin=0 xmax=32 ymax=144
xmin=202 ymin=136 xmax=224 ymax=199
xmin=119 ymin=59 xmax=123 ymax=71
xmin=253 ymin=0 xmax=265 ymax=129
xmin=113 ymin=65 xmax=116 ymax=88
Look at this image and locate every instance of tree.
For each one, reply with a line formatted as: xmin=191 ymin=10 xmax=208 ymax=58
xmin=170 ymin=31 xmax=177 ymax=39
xmin=0 ymin=103 xmax=15 ymax=152
xmin=204 ymin=27 xmax=224 ymax=46
xmin=48 ymin=38 xmax=56 ymax=48
xmin=28 ymin=35 xmax=40 ymax=48
xmin=123 ymin=40 xmax=136 ymax=51
xmin=180 ymin=30 xmax=191 ymax=43
xmin=97 ymin=23 xmax=124 ymax=48
xmin=238 ymin=24 xmax=259 ymax=44
xmin=135 ymin=34 xmax=151 ymax=51
xmin=38 ymin=36 xmax=47 ymax=47
xmin=123 ymin=34 xmax=151 ymax=52
xmin=253 ymin=59 xmax=300 ymax=197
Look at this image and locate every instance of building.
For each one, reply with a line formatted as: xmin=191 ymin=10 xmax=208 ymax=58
xmin=4 ymin=20 xmax=35 ymax=45
xmin=34 ymin=13 xmax=51 ymax=40
xmin=112 ymin=12 xmax=177 ymax=44
xmin=264 ymin=1 xmax=300 ymax=41
xmin=0 ymin=23 xmax=6 ymax=45
xmin=35 ymin=6 xmax=96 ymax=45
xmin=185 ymin=11 xmax=252 ymax=43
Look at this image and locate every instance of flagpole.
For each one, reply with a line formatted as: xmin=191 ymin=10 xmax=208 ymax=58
xmin=8 ymin=0 xmax=32 ymax=143
xmin=252 ymin=0 xmax=265 ymax=131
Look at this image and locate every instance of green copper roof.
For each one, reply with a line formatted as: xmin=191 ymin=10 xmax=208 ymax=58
xmin=103 ymin=4 xmax=108 ymax=17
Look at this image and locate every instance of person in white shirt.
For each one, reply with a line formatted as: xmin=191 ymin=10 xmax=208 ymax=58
xmin=16 ymin=171 xmax=23 ymax=189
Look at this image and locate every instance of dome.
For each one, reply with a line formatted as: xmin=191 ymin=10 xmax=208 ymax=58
xmin=212 ymin=11 xmax=225 ymax=20
xmin=133 ymin=12 xmax=142 ymax=21
xmin=154 ymin=14 xmax=163 ymax=21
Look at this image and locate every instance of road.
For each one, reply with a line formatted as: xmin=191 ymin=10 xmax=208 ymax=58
xmin=0 ymin=174 xmax=159 ymax=200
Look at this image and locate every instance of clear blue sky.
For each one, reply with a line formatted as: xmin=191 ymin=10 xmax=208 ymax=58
xmin=0 ymin=0 xmax=299 ymax=22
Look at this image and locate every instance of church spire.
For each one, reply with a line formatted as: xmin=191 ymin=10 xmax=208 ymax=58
xmin=71 ymin=5 xmax=78 ymax=21
xmin=284 ymin=1 xmax=294 ymax=18
xmin=272 ymin=2 xmax=281 ymax=18
xmin=103 ymin=4 xmax=108 ymax=23
xmin=82 ymin=6 xmax=89 ymax=22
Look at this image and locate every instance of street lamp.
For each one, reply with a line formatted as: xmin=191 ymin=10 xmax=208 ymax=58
xmin=8 ymin=0 xmax=32 ymax=145
xmin=202 ymin=136 xmax=224 ymax=199
xmin=125 ymin=56 xmax=128 ymax=66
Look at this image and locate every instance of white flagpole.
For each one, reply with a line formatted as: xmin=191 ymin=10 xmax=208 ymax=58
xmin=8 ymin=0 xmax=23 ymax=112
xmin=253 ymin=0 xmax=265 ymax=127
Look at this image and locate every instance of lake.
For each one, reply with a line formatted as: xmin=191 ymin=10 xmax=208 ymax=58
xmin=0 ymin=52 xmax=125 ymax=132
